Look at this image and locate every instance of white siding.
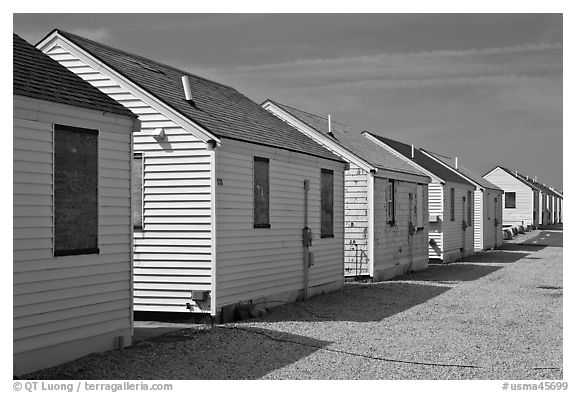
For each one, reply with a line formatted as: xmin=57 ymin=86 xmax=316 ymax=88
xmin=428 ymin=182 xmax=443 ymax=259
xmin=215 ymin=138 xmax=345 ymax=308
xmin=484 ymin=168 xmax=535 ymax=226
xmin=344 ymin=164 xmax=369 ymax=276
xmin=481 ymin=189 xmax=503 ymax=250
xmin=372 ymin=178 xmax=429 ymax=281
xmin=13 ymin=96 xmax=134 ymax=375
xmin=441 ymin=182 xmax=475 ymax=262
xmin=43 ymin=44 xmax=214 ymax=313
xmin=474 ymin=189 xmax=484 ymax=251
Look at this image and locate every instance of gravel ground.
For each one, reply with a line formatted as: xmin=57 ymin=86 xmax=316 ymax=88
xmin=22 ymin=229 xmax=562 ymax=380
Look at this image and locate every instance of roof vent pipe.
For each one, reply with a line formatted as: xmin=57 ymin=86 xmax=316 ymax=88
xmin=411 ymin=145 xmax=415 ymax=159
xmin=182 ymin=75 xmax=193 ymax=102
xmin=454 ymin=157 xmax=458 ymax=170
xmin=327 ymin=114 xmax=336 ymax=139
xmin=535 ymin=175 xmax=537 ymax=182
xmin=515 ymin=170 xmax=518 ymax=177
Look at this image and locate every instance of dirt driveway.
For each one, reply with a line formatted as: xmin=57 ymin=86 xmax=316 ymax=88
xmin=23 ymin=230 xmax=562 ymax=380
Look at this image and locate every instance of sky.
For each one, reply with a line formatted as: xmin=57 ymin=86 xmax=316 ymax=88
xmin=13 ymin=13 xmax=564 ymax=190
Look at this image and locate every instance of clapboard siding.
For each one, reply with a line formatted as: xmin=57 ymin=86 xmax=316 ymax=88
xmin=373 ymin=178 xmax=429 ymax=279
xmin=44 ymin=44 xmax=214 ymax=313
xmin=474 ymin=190 xmax=484 ymax=251
xmin=442 ymin=181 xmax=475 ymax=261
xmin=13 ymin=96 xmax=134 ymax=375
xmin=484 ymin=168 xmax=535 ymax=226
xmin=481 ymin=189 xmax=503 ymax=250
xmin=428 ymin=182 xmax=443 ymax=259
xmin=344 ymin=164 xmax=369 ymax=276
xmin=215 ymin=138 xmax=345 ymax=307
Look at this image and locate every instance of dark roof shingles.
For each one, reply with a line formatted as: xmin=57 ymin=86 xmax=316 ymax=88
xmin=271 ymin=102 xmax=428 ymax=178
xmin=366 ymin=134 xmax=475 ymax=186
xmin=57 ymin=30 xmax=342 ymax=162
xmin=424 ymin=150 xmax=502 ymax=191
xmin=13 ymin=34 xmax=135 ymax=118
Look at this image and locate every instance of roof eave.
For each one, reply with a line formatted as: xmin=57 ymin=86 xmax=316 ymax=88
xmin=36 ymin=29 xmax=221 ymax=146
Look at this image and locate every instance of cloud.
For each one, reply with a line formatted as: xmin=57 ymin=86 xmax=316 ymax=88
xmin=68 ymin=28 xmax=112 ymax=43
xmin=200 ymin=41 xmax=562 ymax=95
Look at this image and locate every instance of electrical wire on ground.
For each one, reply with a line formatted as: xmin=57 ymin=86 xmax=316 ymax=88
xmin=217 ymin=325 xmax=482 ymax=369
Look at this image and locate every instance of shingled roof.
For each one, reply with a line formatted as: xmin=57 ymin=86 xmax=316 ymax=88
xmin=267 ymin=101 xmax=429 ymax=178
xmin=13 ymin=33 xmax=135 ymax=118
xmin=423 ymin=150 xmax=502 ymax=192
xmin=48 ymin=30 xmax=342 ymax=162
xmin=365 ymin=133 xmax=475 ymax=186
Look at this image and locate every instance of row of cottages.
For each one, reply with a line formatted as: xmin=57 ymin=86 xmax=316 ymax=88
xmin=483 ymin=166 xmax=544 ymax=228
xmin=262 ymin=100 xmax=432 ymax=281
xmin=37 ymin=30 xmax=348 ymax=317
xmin=13 ymin=34 xmax=139 ymax=375
xmin=362 ymin=133 xmax=477 ymax=263
xmin=420 ymin=150 xmax=504 ymax=251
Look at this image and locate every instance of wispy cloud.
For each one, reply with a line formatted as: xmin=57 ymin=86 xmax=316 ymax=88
xmin=69 ymin=28 xmax=112 ymax=43
xmin=203 ymin=42 xmax=562 ymax=93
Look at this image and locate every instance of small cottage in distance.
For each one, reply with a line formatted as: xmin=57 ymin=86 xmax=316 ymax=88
xmin=421 ymin=150 xmax=504 ymax=251
xmin=263 ymin=100 xmax=431 ymax=282
xmin=363 ymin=133 xmax=477 ymax=263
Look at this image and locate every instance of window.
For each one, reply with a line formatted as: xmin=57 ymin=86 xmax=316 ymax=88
xmin=505 ymin=192 xmax=516 ymax=208
xmin=386 ymin=180 xmax=396 ymax=226
xmin=416 ymin=184 xmax=424 ymax=228
xmin=253 ymin=157 xmax=270 ymax=228
xmin=467 ymin=190 xmax=472 ymax=227
xmin=450 ymin=187 xmax=455 ymax=221
xmin=53 ymin=124 xmax=99 ymax=256
xmin=320 ymin=169 xmax=334 ymax=238
xmin=132 ymin=153 xmax=143 ymax=229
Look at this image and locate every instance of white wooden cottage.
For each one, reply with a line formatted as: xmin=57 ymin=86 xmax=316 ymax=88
xmin=13 ymin=34 xmax=139 ymax=375
xmin=421 ymin=150 xmax=504 ymax=251
xmin=262 ymin=101 xmax=431 ymax=281
xmin=38 ymin=30 xmax=347 ymax=317
xmin=483 ymin=166 xmax=541 ymax=228
xmin=363 ymin=133 xmax=476 ymax=263
xmin=548 ymin=188 xmax=563 ymax=223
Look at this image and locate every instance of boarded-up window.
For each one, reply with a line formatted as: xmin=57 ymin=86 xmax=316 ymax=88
xmin=387 ymin=180 xmax=396 ymax=226
xmin=467 ymin=190 xmax=472 ymax=226
xmin=132 ymin=153 xmax=143 ymax=229
xmin=254 ymin=157 xmax=270 ymax=228
xmin=321 ymin=169 xmax=334 ymax=238
xmin=416 ymin=184 xmax=424 ymax=228
xmin=450 ymin=187 xmax=455 ymax=221
xmin=505 ymin=192 xmax=516 ymax=208
xmin=54 ymin=124 xmax=99 ymax=256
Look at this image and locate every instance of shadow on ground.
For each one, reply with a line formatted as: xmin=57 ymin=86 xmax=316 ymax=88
xmin=21 ymin=326 xmax=332 ymax=380
xmin=497 ymin=243 xmax=547 ymax=252
xmin=457 ymin=250 xmax=532 ymax=264
xmin=257 ymin=281 xmax=450 ymax=323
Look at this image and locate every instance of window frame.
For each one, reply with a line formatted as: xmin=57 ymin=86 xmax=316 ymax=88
xmin=320 ymin=168 xmax=334 ymax=238
xmin=467 ymin=190 xmax=472 ymax=227
xmin=253 ymin=156 xmax=271 ymax=229
xmin=416 ymin=184 xmax=424 ymax=228
xmin=387 ymin=179 xmax=396 ymax=226
xmin=132 ymin=152 xmax=144 ymax=230
xmin=504 ymin=192 xmax=516 ymax=209
xmin=450 ymin=187 xmax=455 ymax=221
xmin=53 ymin=123 xmax=100 ymax=257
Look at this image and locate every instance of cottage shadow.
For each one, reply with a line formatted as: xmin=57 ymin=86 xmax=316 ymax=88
xmin=496 ymin=243 xmax=547 ymax=252
xmin=20 ymin=326 xmax=331 ymax=380
xmin=257 ymin=281 xmax=450 ymax=323
xmin=456 ymin=250 xmax=532 ymax=264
